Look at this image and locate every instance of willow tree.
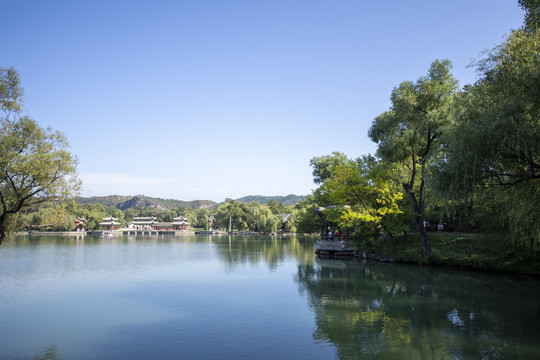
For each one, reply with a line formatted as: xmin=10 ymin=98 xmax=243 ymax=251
xmin=0 ymin=68 xmax=80 ymax=244
xmin=368 ymin=60 xmax=458 ymax=254
xmin=435 ymin=12 xmax=540 ymax=248
xmin=214 ymin=198 xmax=249 ymax=232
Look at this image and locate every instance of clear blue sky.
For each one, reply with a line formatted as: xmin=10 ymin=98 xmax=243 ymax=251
xmin=2 ymin=0 xmax=525 ymax=202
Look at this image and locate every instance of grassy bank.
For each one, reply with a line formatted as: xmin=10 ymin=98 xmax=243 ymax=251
xmin=364 ymin=232 xmax=540 ymax=277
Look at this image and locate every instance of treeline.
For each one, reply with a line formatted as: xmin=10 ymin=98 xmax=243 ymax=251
xmin=16 ymin=198 xmax=303 ymax=233
xmin=306 ymin=2 xmax=540 ymax=254
xmin=236 ymin=194 xmax=307 ymax=206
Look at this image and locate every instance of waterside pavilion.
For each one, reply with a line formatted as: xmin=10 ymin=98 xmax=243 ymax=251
xmin=314 ymin=206 xmax=357 ymax=258
xmin=172 ymin=216 xmax=189 ymax=230
xmin=99 ymin=216 xmax=121 ymax=230
xmin=129 ymin=217 xmax=158 ymax=230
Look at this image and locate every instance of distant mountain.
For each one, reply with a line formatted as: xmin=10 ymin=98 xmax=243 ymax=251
xmin=235 ymin=194 xmax=307 ymax=206
xmin=76 ymin=195 xmax=218 ymax=210
xmin=76 ymin=194 xmax=306 ymax=210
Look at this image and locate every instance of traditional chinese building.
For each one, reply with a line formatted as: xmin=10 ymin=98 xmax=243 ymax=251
xmin=99 ymin=216 xmax=121 ymax=230
xmin=171 ymin=216 xmax=189 ymax=230
xmin=153 ymin=222 xmax=173 ymax=231
xmin=129 ymin=217 xmax=158 ymax=230
xmin=75 ymin=217 xmax=87 ymax=231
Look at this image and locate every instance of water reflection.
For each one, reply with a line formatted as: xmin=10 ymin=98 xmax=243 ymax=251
xmin=295 ymin=259 xmax=540 ymax=359
xmin=211 ymin=234 xmax=316 ymax=270
xmin=5 ymin=234 xmax=315 ymax=273
xmin=2 ymin=235 xmax=540 ymax=359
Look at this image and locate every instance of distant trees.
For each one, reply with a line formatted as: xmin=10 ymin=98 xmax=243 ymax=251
xmin=0 ymin=68 xmax=80 ymax=244
xmin=213 ymin=198 xmax=284 ymax=233
xmin=15 ymin=196 xmax=300 ymax=234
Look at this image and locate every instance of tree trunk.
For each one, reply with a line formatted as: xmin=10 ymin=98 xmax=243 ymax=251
xmin=419 ymin=224 xmax=432 ymax=255
xmin=403 ymin=182 xmax=433 ymax=255
xmin=387 ymin=232 xmax=397 ymax=253
xmin=0 ymin=227 xmax=6 ymax=245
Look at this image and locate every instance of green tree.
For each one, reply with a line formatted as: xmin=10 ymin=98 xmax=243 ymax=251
xmin=44 ymin=204 xmax=74 ymax=231
xmin=316 ymin=155 xmax=408 ymax=249
xmin=309 ymin=151 xmax=348 ymax=184
xmin=445 ymin=30 xmax=540 ymax=189
xmin=368 ymin=60 xmax=458 ymax=254
xmin=195 ymin=208 xmax=210 ymax=229
xmin=0 ymin=68 xmax=80 ymax=244
xmin=435 ymin=25 xmax=540 ymax=248
xmin=0 ymin=67 xmax=23 ymax=117
xmin=267 ymin=199 xmax=286 ymax=215
xmin=214 ymin=198 xmax=249 ymax=232
xmin=292 ymin=197 xmax=321 ymax=234
xmin=519 ymin=0 xmax=540 ymax=31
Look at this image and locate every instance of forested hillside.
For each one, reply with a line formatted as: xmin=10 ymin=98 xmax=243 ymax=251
xmin=76 ymin=194 xmax=307 ymax=210
xmin=76 ymin=195 xmax=218 ymax=210
xmin=236 ymin=194 xmax=307 ymax=205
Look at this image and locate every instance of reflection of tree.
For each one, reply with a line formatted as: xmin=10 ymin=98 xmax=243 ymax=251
xmin=296 ymin=260 xmax=540 ymax=359
xmin=32 ymin=345 xmax=58 ymax=360
xmin=212 ymin=235 xmax=316 ymax=270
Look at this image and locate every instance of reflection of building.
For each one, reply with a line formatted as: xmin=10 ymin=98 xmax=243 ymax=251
xmin=129 ymin=216 xmax=158 ymax=230
xmin=172 ymin=216 xmax=189 ymax=230
xmin=100 ymin=216 xmax=121 ymax=230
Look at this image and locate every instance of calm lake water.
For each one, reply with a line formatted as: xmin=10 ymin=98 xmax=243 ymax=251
xmin=1 ymin=234 xmax=539 ymax=360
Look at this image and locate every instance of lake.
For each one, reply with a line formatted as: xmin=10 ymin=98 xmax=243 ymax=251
xmin=1 ymin=234 xmax=539 ymax=359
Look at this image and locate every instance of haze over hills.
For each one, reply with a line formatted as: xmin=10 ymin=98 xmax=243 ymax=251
xmin=76 ymin=194 xmax=308 ymax=210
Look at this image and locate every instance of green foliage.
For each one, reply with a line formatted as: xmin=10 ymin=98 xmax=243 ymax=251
xmin=367 ymin=232 xmax=540 ymax=276
xmin=442 ymin=30 xmax=539 ymax=188
xmin=369 ymin=60 xmax=458 ymax=165
xmin=212 ymin=199 xmax=284 ymax=233
xmin=214 ymin=198 xmax=249 ymax=231
xmin=310 ymin=153 xmax=410 ymax=244
xmin=235 ymin=194 xmax=307 ymax=206
xmin=0 ymin=68 xmax=80 ymax=243
xmin=309 ymin=151 xmax=348 ymax=184
xmin=21 ymin=200 xmax=124 ymax=231
xmin=246 ymin=202 xmax=281 ymax=232
xmin=0 ymin=67 xmax=23 ymax=115
xmin=433 ymin=27 xmax=540 ymax=247
xmin=291 ymin=197 xmax=321 ymax=234
xmin=519 ymin=0 xmax=540 ymax=31
xmin=266 ymin=199 xmax=286 ymax=215
xmin=369 ymin=60 xmax=458 ymax=254
xmin=194 ymin=208 xmax=210 ymax=229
